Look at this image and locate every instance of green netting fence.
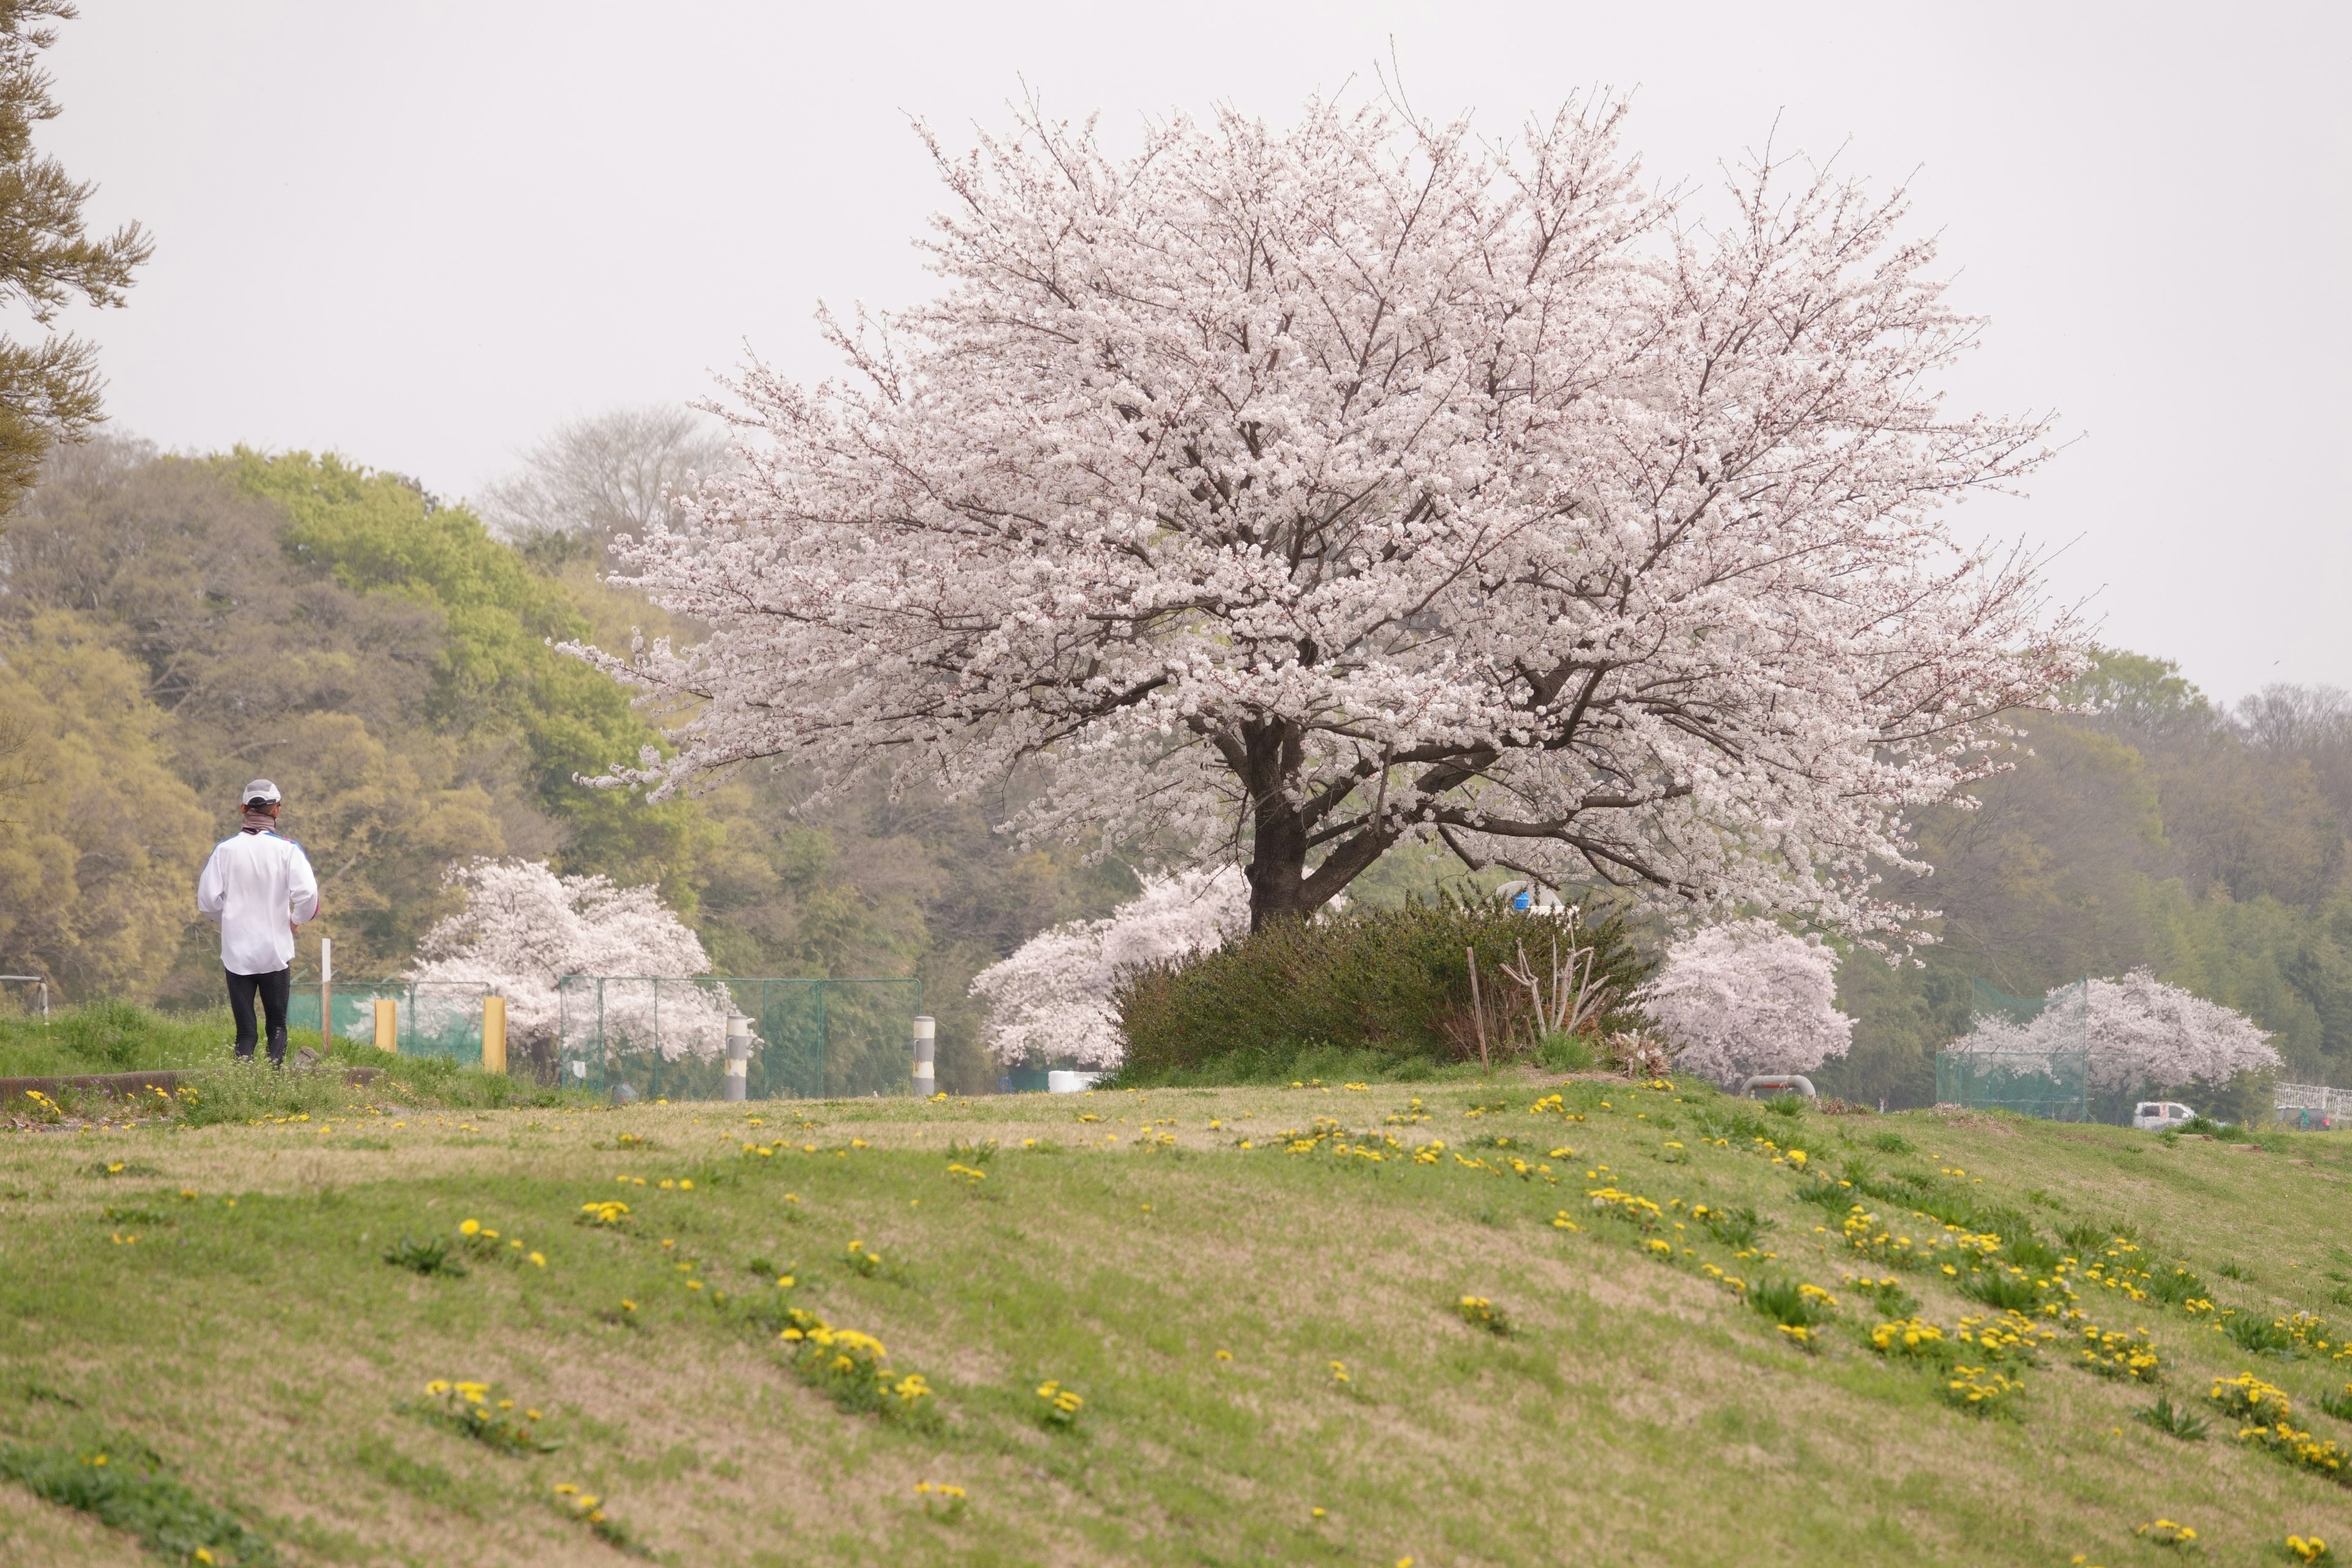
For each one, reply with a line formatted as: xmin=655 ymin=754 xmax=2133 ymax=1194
xmin=1934 ymin=978 xmax=2091 ymax=1121
xmin=286 ymin=981 xmax=488 ymax=1063
xmin=556 ymin=977 xmax=922 ymax=1101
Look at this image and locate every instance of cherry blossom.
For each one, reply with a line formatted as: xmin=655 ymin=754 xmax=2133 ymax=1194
xmin=970 ymin=868 xmax=1247 ymax=1068
xmin=1636 ymin=919 xmax=1853 ymax=1084
xmin=574 ymin=93 xmax=2082 ymax=940
xmin=408 ymin=859 xmax=718 ymax=1057
xmin=1950 ymin=970 xmax=2278 ymax=1093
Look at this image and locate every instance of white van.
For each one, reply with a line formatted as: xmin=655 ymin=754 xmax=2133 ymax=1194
xmin=2133 ymin=1100 xmax=2195 ymax=1131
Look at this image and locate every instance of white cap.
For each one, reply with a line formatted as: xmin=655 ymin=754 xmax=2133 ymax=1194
xmin=241 ymin=778 xmax=282 ymax=805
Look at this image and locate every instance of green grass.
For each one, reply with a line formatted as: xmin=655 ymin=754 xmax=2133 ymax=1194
xmin=1 ymin=1002 xmax=590 ymax=1126
xmin=4 ymin=1076 xmax=2352 ymax=1564
xmin=0 ymin=1000 xmax=244 ymax=1078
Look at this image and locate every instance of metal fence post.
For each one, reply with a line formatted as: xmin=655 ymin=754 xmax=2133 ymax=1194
xmin=912 ymin=1015 xmax=936 ymax=1096
xmin=320 ymin=937 xmax=333 ymax=1050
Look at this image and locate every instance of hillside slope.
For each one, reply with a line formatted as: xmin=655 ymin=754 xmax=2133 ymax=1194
xmin=2 ymin=1076 xmax=2350 ymax=1566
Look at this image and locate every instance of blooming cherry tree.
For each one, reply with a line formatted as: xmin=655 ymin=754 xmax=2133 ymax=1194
xmin=1951 ymin=970 xmax=2278 ymax=1093
xmin=1636 ymin=919 xmax=1853 ymax=1084
xmin=576 ymin=94 xmax=2082 ymax=940
xmin=971 ymin=868 xmax=1247 ymax=1068
xmin=409 ymin=859 xmax=716 ymax=1055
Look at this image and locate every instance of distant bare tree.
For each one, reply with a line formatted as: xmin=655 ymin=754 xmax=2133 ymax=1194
xmin=477 ymin=405 xmax=733 ymax=565
xmin=2235 ymin=684 xmax=2352 ymax=829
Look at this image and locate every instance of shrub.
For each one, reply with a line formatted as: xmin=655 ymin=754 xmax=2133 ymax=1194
xmin=1957 ymin=1269 xmax=2046 ymax=1313
xmin=383 ymin=1235 xmax=467 ymax=1278
xmin=2208 ymin=1372 xmax=2294 ymax=1423
xmin=1697 ymin=1205 xmax=1769 ymax=1249
xmin=1869 ymin=1317 xmax=1950 ymax=1363
xmin=2225 ymin=1314 xmax=2297 ymax=1357
xmin=1941 ymin=1364 xmax=2025 ymax=1417
xmin=2135 ymin=1395 xmax=2208 ymax=1441
xmin=1748 ymin=1277 xmax=1838 ymax=1349
xmin=413 ymin=1381 xmax=557 ymax=1453
xmin=1453 ymin=1295 xmax=1513 ymax=1336
xmin=776 ymin=1310 xmax=935 ymax=1422
xmin=1114 ymin=899 xmax=1647 ymax=1081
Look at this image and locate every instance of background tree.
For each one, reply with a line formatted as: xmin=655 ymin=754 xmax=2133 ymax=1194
xmin=583 ymin=95 xmax=2081 ymax=940
xmin=970 ymin=867 xmax=1246 ymax=1069
xmin=1946 ymin=969 xmax=2279 ymax=1097
xmin=1637 ymin=920 xmax=1852 ymax=1085
xmin=476 ymin=404 xmax=732 ymax=569
xmin=0 ymin=0 xmax=148 ymax=514
xmin=0 ymin=611 xmax=208 ymax=999
xmin=1822 ymin=652 xmax=2352 ymax=1108
xmin=408 ymin=858 xmax=715 ymax=1060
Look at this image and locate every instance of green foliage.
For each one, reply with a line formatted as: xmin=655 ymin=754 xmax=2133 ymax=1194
xmin=1115 ymin=899 xmax=1648 ymax=1080
xmin=382 ymin=1235 xmax=467 ymax=1278
xmin=1698 ymin=1205 xmax=1768 ymax=1248
xmin=2144 ymin=1266 xmax=2210 ymax=1307
xmin=2224 ymin=1314 xmax=2297 ymax=1356
xmin=0 ymin=1438 xmax=276 ymax=1564
xmin=221 ymin=449 xmax=712 ymax=903
xmin=1820 ymin=647 xmax=2352 ymax=1109
xmin=0 ymin=2 xmax=151 ymax=513
xmin=1746 ymin=1276 xmax=1836 ymax=1330
xmin=0 ymin=612 xmax=211 ymax=1001
xmin=1957 ymin=1270 xmax=2046 ymax=1313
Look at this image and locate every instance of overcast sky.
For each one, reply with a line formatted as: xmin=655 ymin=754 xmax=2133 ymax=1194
xmin=41 ymin=1 xmax=2351 ymax=699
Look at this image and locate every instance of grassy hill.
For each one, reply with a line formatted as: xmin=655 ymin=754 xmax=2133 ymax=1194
xmin=4 ymin=1069 xmax=2351 ymax=1566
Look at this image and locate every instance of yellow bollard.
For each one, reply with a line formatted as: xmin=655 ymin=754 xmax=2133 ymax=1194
xmin=373 ymin=998 xmax=398 ymax=1053
xmin=481 ymin=997 xmax=507 ymax=1075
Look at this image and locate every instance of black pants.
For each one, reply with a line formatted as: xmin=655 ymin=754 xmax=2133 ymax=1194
xmin=225 ymin=967 xmax=292 ymax=1066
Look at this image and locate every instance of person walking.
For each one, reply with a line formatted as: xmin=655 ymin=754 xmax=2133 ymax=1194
xmin=195 ymin=780 xmax=320 ymax=1067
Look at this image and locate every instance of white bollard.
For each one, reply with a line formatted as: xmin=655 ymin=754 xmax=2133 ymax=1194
xmin=911 ymin=1016 xmax=936 ymax=1096
xmin=723 ymin=1012 xmax=753 ymax=1102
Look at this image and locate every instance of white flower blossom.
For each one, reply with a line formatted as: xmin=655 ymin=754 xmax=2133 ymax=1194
xmin=970 ymin=869 xmax=1247 ymax=1069
xmin=408 ymin=859 xmax=718 ymax=1058
xmin=1950 ymin=970 xmax=2279 ymax=1093
xmin=572 ymin=95 xmax=2083 ymax=944
xmin=1636 ymin=919 xmax=1853 ymax=1085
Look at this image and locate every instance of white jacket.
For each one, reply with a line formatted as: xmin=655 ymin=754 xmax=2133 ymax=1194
xmin=196 ymin=831 xmax=320 ymax=976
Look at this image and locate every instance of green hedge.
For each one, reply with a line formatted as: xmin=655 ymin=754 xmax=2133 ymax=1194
xmin=1112 ymin=899 xmax=1650 ymax=1082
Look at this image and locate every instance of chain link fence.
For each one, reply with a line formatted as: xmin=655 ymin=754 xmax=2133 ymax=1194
xmin=1935 ymin=978 xmax=2092 ymax=1121
xmin=555 ymin=977 xmax=921 ymax=1101
xmin=2275 ymin=1082 xmax=2352 ymax=1129
xmin=287 ymin=981 xmax=488 ymax=1062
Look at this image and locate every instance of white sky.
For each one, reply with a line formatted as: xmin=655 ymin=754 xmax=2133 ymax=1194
xmin=43 ymin=1 xmax=2351 ymax=699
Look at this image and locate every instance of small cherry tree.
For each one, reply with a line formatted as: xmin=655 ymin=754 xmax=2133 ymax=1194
xmin=1636 ymin=919 xmax=1853 ymax=1085
xmin=409 ymin=859 xmax=717 ymax=1058
xmin=575 ymin=92 xmax=2082 ymax=942
xmin=970 ymin=868 xmax=1247 ymax=1069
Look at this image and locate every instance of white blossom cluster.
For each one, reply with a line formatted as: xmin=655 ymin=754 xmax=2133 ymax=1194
xmin=1635 ymin=919 xmax=1853 ymax=1085
xmin=1950 ymin=970 xmax=2280 ymax=1093
xmin=969 ymin=868 xmax=1248 ymax=1068
xmin=409 ymin=859 xmax=718 ymax=1057
xmin=573 ymin=95 xmax=2082 ymax=942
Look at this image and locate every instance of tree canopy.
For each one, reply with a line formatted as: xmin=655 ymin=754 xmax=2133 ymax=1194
xmin=584 ymin=95 xmax=2081 ymax=938
xmin=0 ymin=1 xmax=147 ymax=513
